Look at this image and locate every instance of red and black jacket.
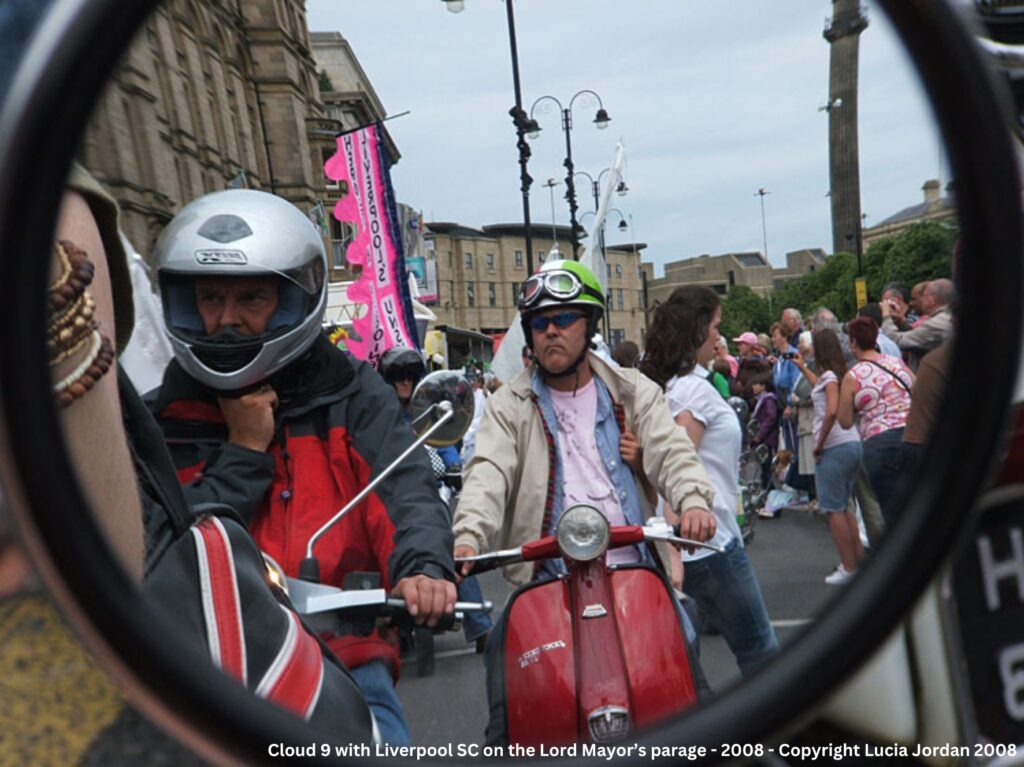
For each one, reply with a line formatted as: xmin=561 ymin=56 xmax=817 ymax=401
xmin=148 ymin=336 xmax=455 ymax=677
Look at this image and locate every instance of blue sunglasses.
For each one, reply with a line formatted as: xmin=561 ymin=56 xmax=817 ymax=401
xmin=528 ymin=311 xmax=587 ymax=332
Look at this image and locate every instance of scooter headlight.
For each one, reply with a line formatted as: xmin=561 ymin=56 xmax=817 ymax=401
xmin=556 ymin=504 xmax=610 ymax=562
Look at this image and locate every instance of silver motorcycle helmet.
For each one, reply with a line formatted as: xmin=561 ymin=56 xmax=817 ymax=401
xmin=153 ymin=189 xmax=327 ymax=391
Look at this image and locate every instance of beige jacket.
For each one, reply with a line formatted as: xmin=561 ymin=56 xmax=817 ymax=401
xmin=452 ymin=353 xmax=715 ymax=585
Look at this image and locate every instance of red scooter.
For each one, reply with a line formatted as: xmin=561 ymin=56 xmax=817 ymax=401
xmin=459 ymin=505 xmax=722 ymax=747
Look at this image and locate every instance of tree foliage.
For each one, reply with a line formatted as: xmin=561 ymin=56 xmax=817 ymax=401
xmin=769 ymin=222 xmax=955 ymax=323
xmin=317 ymin=69 xmax=334 ymax=92
xmin=720 ymin=284 xmax=771 ymax=340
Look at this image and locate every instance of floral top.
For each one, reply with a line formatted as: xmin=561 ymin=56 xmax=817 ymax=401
xmin=848 ymin=355 xmax=914 ymax=440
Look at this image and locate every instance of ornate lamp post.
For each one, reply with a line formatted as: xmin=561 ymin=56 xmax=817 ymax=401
xmin=574 ymin=167 xmax=628 ymax=212
xmin=526 ymin=89 xmax=611 ymax=259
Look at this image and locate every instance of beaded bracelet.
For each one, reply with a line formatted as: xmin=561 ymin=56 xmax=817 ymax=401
xmin=47 ymin=240 xmax=114 ymax=409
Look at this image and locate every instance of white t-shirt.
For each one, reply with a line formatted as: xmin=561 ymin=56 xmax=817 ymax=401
xmin=665 ymin=367 xmax=742 ymax=561
xmin=811 ymin=371 xmax=861 ymax=450
xmin=549 ymin=378 xmax=639 ymax=565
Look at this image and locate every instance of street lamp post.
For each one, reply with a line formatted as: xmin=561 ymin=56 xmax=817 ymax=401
xmin=442 ymin=0 xmax=540 ymax=274
xmin=527 ymin=89 xmax=611 ymax=260
xmin=574 ymin=167 xmax=629 ymax=212
xmin=754 ymin=187 xmax=770 ymax=262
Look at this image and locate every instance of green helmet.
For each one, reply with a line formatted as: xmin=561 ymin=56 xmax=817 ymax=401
xmin=517 ymin=259 xmax=605 ymax=318
xmin=519 ymin=260 xmax=605 ymax=357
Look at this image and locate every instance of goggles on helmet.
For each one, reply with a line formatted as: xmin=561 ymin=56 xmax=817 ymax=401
xmin=519 ymin=269 xmax=603 ymax=309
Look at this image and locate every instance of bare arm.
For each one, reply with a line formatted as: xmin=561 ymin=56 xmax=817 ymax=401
xmin=54 ymin=191 xmax=143 ymax=580
xmin=815 ymin=380 xmax=841 ymax=456
xmin=674 ymin=410 xmax=705 ymax=450
xmin=837 ymin=372 xmax=857 ymax=431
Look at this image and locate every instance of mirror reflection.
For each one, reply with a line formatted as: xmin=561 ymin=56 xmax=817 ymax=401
xmin=10 ymin=0 xmax=962 ymax=757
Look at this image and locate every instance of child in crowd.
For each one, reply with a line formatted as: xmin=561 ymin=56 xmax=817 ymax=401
xmin=750 ymin=371 xmax=779 ymax=490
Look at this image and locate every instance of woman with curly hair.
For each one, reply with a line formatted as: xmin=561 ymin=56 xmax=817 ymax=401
xmin=641 ymin=285 xmax=778 ymax=676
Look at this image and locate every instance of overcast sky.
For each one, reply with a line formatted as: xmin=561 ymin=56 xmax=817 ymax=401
xmin=306 ymin=1 xmax=944 ymax=277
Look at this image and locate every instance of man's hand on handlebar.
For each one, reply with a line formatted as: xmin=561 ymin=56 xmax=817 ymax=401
xmin=677 ymin=507 xmax=716 ymax=546
xmin=391 ymin=574 xmax=456 ymax=628
xmin=453 ymin=544 xmax=477 ymax=581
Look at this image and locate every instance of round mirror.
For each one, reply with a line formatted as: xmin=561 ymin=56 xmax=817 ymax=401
xmin=409 ymin=370 xmax=475 ymax=447
xmin=0 ymin=0 xmax=1021 ymax=763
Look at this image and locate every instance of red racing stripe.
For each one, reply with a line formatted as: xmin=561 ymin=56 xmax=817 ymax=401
xmin=257 ymin=608 xmax=324 ymax=719
xmin=191 ymin=517 xmax=247 ymax=685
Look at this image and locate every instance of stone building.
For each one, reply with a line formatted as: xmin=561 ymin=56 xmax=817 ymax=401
xmin=862 ymin=179 xmax=958 ymax=248
xmin=424 ymin=223 xmax=648 ymax=349
xmin=644 ymin=248 xmax=826 ymax=306
xmin=80 ymin=0 xmax=332 ymax=259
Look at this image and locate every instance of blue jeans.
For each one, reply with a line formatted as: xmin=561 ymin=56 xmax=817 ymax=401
xmin=349 ymin=661 xmax=410 ymax=745
xmin=861 ymin=428 xmax=908 ymax=526
xmin=683 ymin=538 xmax=778 ymax=676
xmin=458 ymin=575 xmax=494 ymax=643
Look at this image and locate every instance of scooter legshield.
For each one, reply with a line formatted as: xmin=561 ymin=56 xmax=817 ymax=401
xmin=608 ymin=565 xmax=698 ymax=729
xmin=502 ymin=566 xmax=697 ymax=747
xmin=503 ymin=578 xmax=577 ymax=747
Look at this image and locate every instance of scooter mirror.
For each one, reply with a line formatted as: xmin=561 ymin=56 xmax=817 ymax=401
xmin=408 ymin=370 xmax=475 ymax=448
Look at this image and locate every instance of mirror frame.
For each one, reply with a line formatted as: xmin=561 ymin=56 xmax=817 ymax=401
xmin=0 ymin=0 xmax=1020 ymax=764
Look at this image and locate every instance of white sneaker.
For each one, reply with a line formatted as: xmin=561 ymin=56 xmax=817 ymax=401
xmin=824 ymin=565 xmax=856 ymax=585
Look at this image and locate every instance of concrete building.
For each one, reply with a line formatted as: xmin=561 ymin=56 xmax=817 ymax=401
xmin=423 ymin=223 xmax=648 ymax=349
xmin=80 ymin=0 xmax=330 ymax=258
xmin=645 ymin=248 xmax=826 ymax=306
xmin=862 ymin=179 xmax=958 ymax=248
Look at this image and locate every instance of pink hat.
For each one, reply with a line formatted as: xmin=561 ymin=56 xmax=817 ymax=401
xmin=732 ymin=331 xmax=758 ymax=346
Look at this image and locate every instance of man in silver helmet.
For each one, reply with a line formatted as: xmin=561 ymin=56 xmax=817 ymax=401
xmin=148 ymin=189 xmax=456 ymax=745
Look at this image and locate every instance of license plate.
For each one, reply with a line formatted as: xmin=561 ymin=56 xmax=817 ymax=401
xmin=952 ymin=488 xmax=1024 ymax=745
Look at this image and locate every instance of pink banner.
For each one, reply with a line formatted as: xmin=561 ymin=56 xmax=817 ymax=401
xmin=324 ymin=124 xmax=417 ymax=367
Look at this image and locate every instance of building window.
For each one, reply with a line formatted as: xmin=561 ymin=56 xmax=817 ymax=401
xmin=606 ymin=264 xmax=612 ymax=281
xmin=514 ymin=250 xmax=523 ymax=268
xmin=447 ymin=251 xmax=453 ymax=268
xmin=616 ymin=288 xmax=624 ymax=311
xmin=511 ymin=282 xmax=519 ymax=305
xmin=609 ymin=329 xmax=626 ymax=348
xmin=465 ymin=252 xmax=473 ymax=269
xmin=728 ymin=270 xmax=735 ymax=287
xmin=615 ymin=264 xmax=622 ymax=278
xmin=713 ymin=284 xmax=727 ymax=295
xmin=467 ymin=281 xmax=475 ymax=307
xmin=448 ymin=281 xmax=455 ymax=304
xmin=486 ymin=253 xmax=495 ymax=271
xmin=488 ymin=282 xmax=496 ymax=306
xmin=329 ymin=219 xmax=351 ymax=273
xmin=537 ymin=250 xmax=546 ymax=264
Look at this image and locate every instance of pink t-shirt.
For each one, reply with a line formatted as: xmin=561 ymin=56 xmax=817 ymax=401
xmin=549 ymin=379 xmax=638 ymax=565
xmin=848 ymin=355 xmax=914 ymax=440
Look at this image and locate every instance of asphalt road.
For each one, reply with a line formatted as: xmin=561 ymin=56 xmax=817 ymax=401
xmin=396 ymin=505 xmax=843 ymax=747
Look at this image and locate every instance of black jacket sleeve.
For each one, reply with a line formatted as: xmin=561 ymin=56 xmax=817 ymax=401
xmin=345 ymin=361 xmax=456 ymax=584
xmin=180 ymin=443 xmax=275 ymax=527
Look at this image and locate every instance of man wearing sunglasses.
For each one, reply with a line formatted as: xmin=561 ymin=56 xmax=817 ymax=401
xmin=451 ymin=259 xmax=716 ymax=740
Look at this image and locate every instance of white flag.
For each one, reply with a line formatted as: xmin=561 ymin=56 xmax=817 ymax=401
xmin=581 ymin=140 xmax=626 ymax=298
